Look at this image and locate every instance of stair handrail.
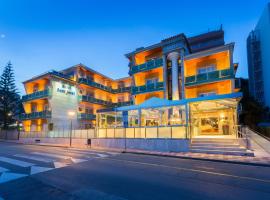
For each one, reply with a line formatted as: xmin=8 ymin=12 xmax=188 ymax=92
xmin=234 ymin=125 xmax=250 ymax=150
xmin=246 ymin=126 xmax=270 ymax=142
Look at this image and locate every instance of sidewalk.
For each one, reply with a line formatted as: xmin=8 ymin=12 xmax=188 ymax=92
xmin=123 ymin=149 xmax=270 ymax=167
xmin=1 ymin=139 xmax=270 ymax=167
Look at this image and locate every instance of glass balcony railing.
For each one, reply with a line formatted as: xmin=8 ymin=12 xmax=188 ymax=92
xmin=112 ymin=87 xmax=131 ymax=93
xmin=22 ymin=89 xmax=51 ymax=102
xmin=77 ymin=113 xmax=96 ymax=120
xmin=185 ymin=68 xmax=234 ymax=86
xmin=112 ymin=100 xmax=133 ymax=107
xmin=78 ymin=78 xmax=130 ymax=94
xmin=79 ymin=95 xmax=112 ymax=106
xmin=79 ymin=95 xmax=133 ymax=107
xmin=49 ymin=70 xmax=71 ymax=80
xmin=129 ymin=58 xmax=163 ymax=75
xmin=19 ymin=111 xmax=51 ymax=120
xmin=131 ymin=82 xmax=164 ymax=95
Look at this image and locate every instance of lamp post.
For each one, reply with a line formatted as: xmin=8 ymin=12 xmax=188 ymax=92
xmin=68 ymin=111 xmax=76 ymax=147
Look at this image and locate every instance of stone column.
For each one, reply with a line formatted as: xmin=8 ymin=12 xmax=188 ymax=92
xmin=167 ymin=52 xmax=180 ymax=100
xmin=162 ymin=55 xmax=168 ymax=99
xmin=180 ymin=49 xmax=185 ymax=99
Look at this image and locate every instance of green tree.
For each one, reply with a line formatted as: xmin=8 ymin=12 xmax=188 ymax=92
xmin=0 ymin=62 xmax=20 ymax=129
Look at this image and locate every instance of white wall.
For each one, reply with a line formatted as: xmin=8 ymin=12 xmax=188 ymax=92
xmin=50 ymin=79 xmax=79 ymax=129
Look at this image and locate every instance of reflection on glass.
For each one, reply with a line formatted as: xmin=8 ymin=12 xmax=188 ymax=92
xmin=128 ymin=110 xmax=139 ymax=127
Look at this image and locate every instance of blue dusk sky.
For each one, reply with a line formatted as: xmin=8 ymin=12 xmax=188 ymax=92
xmin=0 ymin=0 xmax=269 ymax=93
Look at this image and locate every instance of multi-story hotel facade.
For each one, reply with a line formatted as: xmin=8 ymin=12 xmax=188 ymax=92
xmin=21 ymin=65 xmax=132 ymax=132
xmin=21 ymin=28 xmax=241 ymax=139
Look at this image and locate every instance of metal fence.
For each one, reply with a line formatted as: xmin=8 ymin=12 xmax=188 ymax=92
xmin=0 ymin=130 xmax=20 ymax=140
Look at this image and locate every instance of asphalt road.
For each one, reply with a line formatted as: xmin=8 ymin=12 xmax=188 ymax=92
xmin=0 ymin=142 xmax=270 ymax=200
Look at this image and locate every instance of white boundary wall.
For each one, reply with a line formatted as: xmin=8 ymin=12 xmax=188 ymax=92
xmin=91 ymin=138 xmax=189 ymax=152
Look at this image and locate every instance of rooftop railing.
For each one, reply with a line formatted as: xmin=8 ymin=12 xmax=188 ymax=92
xmin=22 ymin=89 xmax=51 ymax=102
xmin=129 ymin=58 xmax=163 ymax=75
xmin=131 ymin=82 xmax=164 ymax=95
xmin=185 ymin=68 xmax=234 ymax=86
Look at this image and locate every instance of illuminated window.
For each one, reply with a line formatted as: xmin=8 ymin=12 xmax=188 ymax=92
xmin=198 ymin=65 xmax=216 ymax=74
xmin=198 ymin=91 xmax=216 ymax=97
xmin=146 ymin=78 xmax=158 ymax=85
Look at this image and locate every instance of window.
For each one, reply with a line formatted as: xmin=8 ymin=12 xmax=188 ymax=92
xmin=33 ymin=84 xmax=39 ymax=92
xmin=198 ymin=91 xmax=216 ymax=97
xmin=118 ymin=81 xmax=125 ymax=88
xmin=198 ymin=65 xmax=216 ymax=74
xmin=118 ymin=95 xmax=124 ymax=102
xmin=146 ymin=78 xmax=158 ymax=85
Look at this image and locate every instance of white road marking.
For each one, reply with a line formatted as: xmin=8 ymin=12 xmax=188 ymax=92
xmin=0 ymin=172 xmax=27 ymax=184
xmin=53 ymin=162 xmax=69 ymax=168
xmin=97 ymin=154 xmax=108 ymax=158
xmin=0 ymin=157 xmax=34 ymax=167
xmin=14 ymin=154 xmax=56 ymax=163
xmin=70 ymin=158 xmax=87 ymax=164
xmin=0 ymin=167 xmax=9 ymax=173
xmin=32 ymin=152 xmax=71 ymax=160
xmin=30 ymin=166 xmax=53 ymax=175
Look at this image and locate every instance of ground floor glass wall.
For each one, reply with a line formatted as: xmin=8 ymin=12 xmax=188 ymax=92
xmin=189 ymin=100 xmax=237 ymax=138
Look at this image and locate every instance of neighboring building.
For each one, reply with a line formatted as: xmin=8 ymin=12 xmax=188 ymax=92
xmin=21 ymin=28 xmax=242 ymax=138
xmin=20 ymin=64 xmax=132 ymax=131
xmin=247 ymin=3 xmax=270 ymax=107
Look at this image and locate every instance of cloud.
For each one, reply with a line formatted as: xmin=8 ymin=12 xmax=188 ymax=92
xmin=0 ymin=34 xmax=6 ymax=39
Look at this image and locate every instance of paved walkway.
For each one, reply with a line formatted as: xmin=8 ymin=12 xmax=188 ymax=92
xmin=124 ymin=149 xmax=270 ymax=166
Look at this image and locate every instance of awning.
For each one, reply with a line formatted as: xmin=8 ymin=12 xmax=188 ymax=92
xmin=97 ymin=92 xmax=243 ymax=113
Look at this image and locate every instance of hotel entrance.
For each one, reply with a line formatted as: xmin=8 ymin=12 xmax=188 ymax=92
xmin=189 ymin=98 xmax=238 ymax=138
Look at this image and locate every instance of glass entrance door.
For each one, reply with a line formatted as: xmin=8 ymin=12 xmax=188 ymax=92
xmin=190 ymin=100 xmax=238 ymax=138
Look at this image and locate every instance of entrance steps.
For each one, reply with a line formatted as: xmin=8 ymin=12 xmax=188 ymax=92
xmin=190 ymin=138 xmax=254 ymax=156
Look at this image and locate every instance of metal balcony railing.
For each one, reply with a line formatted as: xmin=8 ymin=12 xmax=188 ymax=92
xmin=131 ymin=82 xmax=164 ymax=95
xmin=129 ymin=58 xmax=163 ymax=75
xmin=19 ymin=111 xmax=52 ymax=120
xmin=22 ymin=89 xmax=51 ymax=102
xmin=185 ymin=68 xmax=234 ymax=86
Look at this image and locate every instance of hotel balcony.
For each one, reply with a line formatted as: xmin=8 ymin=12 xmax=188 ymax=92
xmin=185 ymin=69 xmax=234 ymax=86
xmin=22 ymin=89 xmax=51 ymax=102
xmin=77 ymin=113 xmax=96 ymax=120
xmin=78 ymin=78 xmax=131 ymax=94
xmin=79 ymin=95 xmax=112 ymax=106
xmin=19 ymin=110 xmax=52 ymax=120
xmin=129 ymin=58 xmax=163 ymax=75
xmin=79 ymin=95 xmax=133 ymax=107
xmin=112 ymin=87 xmax=131 ymax=93
xmin=131 ymin=82 xmax=164 ymax=95
xmin=112 ymin=100 xmax=133 ymax=107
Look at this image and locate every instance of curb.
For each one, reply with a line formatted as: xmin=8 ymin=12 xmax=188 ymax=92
xmin=124 ymin=151 xmax=270 ymax=168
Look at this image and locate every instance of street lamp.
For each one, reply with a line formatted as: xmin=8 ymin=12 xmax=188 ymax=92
xmin=68 ymin=111 xmax=76 ymax=147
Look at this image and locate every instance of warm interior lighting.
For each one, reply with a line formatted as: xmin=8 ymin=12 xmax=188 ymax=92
xmin=68 ymin=111 xmax=76 ymax=117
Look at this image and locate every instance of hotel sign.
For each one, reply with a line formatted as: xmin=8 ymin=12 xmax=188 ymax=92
xmin=56 ymin=82 xmax=75 ymax=96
